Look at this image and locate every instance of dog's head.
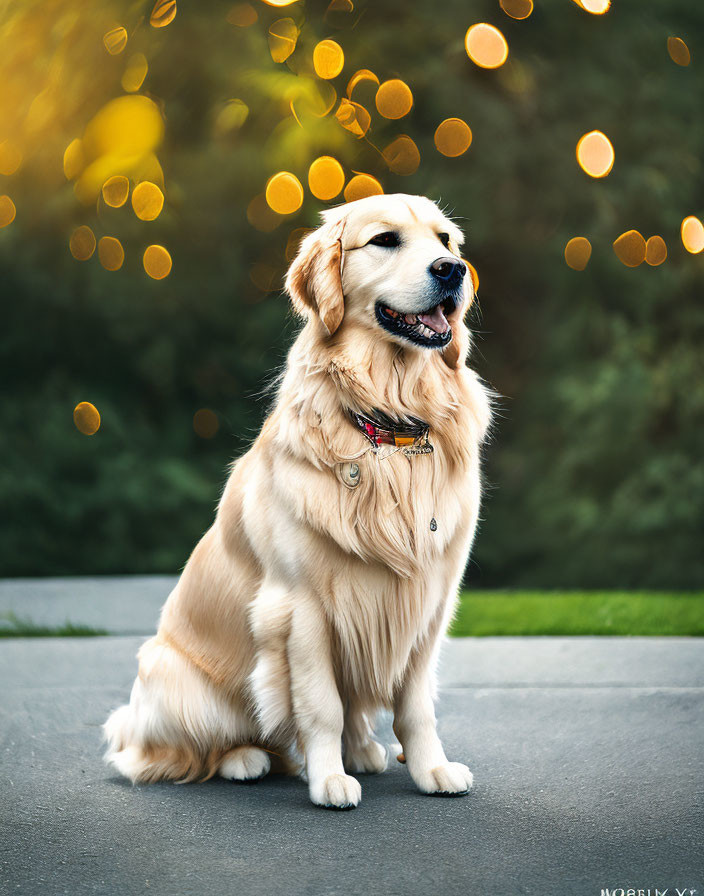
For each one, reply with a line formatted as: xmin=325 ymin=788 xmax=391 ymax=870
xmin=285 ymin=194 xmax=475 ymax=369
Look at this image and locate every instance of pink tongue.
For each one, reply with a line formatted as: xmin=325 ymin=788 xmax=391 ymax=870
xmin=418 ymin=305 xmax=450 ymax=334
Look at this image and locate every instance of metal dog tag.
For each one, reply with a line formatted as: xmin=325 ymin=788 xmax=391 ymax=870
xmin=402 ymin=429 xmax=434 ymax=456
xmin=339 ymin=462 xmax=361 ymax=488
xmin=402 ymin=443 xmax=434 ymax=456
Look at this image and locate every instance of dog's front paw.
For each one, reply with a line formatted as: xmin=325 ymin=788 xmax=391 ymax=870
xmin=310 ymin=773 xmax=362 ymax=810
xmin=412 ymin=762 xmax=473 ymax=796
xmin=344 ymin=739 xmax=388 ymax=775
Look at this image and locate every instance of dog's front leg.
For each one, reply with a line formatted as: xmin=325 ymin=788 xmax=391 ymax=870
xmin=288 ymin=597 xmax=361 ymax=809
xmin=393 ymin=660 xmax=473 ymax=797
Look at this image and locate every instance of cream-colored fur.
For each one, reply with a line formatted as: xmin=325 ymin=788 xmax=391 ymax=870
xmin=104 ymin=193 xmax=491 ymax=808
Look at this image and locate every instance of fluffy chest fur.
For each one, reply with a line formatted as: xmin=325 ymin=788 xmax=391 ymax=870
xmin=240 ymin=323 xmax=491 ymax=705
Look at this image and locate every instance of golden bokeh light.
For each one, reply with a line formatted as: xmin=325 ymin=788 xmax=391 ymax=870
xmin=0 ymin=195 xmax=16 ymax=228
xmin=103 ymin=26 xmax=128 ymax=56
xmin=82 ymin=96 xmax=164 ymax=158
xmin=313 ymin=39 xmax=344 ymax=80
xmin=576 ymin=130 xmax=614 ymax=178
xmin=564 ymin=237 xmax=592 ymax=271
xmin=383 ymin=135 xmax=420 ymax=176
xmin=325 ymin=0 xmax=354 ymax=25
xmin=73 ymin=402 xmax=101 ymax=436
xmin=343 ymin=174 xmax=383 ymax=203
xmin=265 ymin=172 xmax=304 ymax=215
xmin=268 ymin=18 xmax=298 ymax=64
xmin=346 ymin=69 xmax=379 ymax=98
xmin=645 ymin=236 xmax=667 ymax=266
xmin=135 ymin=155 xmax=165 ymax=191
xmin=289 ymin=80 xmax=337 ymax=123
xmin=214 ymin=99 xmax=249 ymax=136
xmin=247 ymin=194 xmax=282 ymax=232
xmin=132 ymin=181 xmax=165 ymax=221
xmin=577 ymin=0 xmax=610 ymax=13
xmin=122 ymin=53 xmax=149 ymax=93
xmin=227 ymin=3 xmax=258 ymax=26
xmin=285 ymin=227 xmax=313 ymax=262
xmin=143 ymin=245 xmax=173 ymax=279
xmin=309 ymin=82 xmax=338 ymax=118
xmin=250 ymin=262 xmax=282 ymax=293
xmin=25 ymin=91 xmax=53 ymax=138
xmin=375 ymin=79 xmax=413 ymax=120
xmin=0 ymin=140 xmax=22 ymax=176
xmin=500 ymin=0 xmax=533 ymax=20
xmin=465 ymin=24 xmax=509 ymax=70
xmin=467 ymin=261 xmax=479 ymax=295
xmin=193 ymin=408 xmax=220 ymax=439
xmin=613 ymin=230 xmax=646 ymax=267
xmin=98 ymin=237 xmax=125 ymax=272
xmin=335 ymin=99 xmax=371 ymax=138
xmin=308 ymin=156 xmax=345 ymax=201
xmin=102 ymin=175 xmax=130 ymax=208
xmin=261 ymin=0 xmax=301 ymax=5
xmin=434 ymin=118 xmax=473 ymax=157
xmin=667 ymin=37 xmax=691 ymax=67
xmin=63 ymin=139 xmax=84 ymax=180
xmin=69 ymin=225 xmax=96 ymax=261
xmin=681 ymin=216 xmax=704 ymax=254
xmin=74 ymin=97 xmax=165 ymax=203
xmin=150 ymin=0 xmax=177 ymax=28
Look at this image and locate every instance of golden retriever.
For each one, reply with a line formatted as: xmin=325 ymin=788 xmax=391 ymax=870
xmin=104 ymin=192 xmax=491 ymax=809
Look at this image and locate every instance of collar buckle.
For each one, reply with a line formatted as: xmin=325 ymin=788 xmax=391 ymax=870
xmin=350 ymin=410 xmax=434 ymax=455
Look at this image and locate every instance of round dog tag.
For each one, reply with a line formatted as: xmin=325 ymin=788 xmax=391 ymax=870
xmin=339 ymin=462 xmax=361 ymax=488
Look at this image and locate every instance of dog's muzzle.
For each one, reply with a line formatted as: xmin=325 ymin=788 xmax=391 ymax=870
xmin=375 ymin=294 xmax=457 ymax=348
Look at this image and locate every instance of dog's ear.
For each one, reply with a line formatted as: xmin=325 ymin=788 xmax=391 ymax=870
xmin=442 ymin=260 xmax=476 ymax=370
xmin=285 ymin=220 xmax=345 ymax=336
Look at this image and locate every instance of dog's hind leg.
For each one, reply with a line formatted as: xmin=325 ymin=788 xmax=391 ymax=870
xmin=104 ymin=636 xmax=258 ymax=784
xmin=247 ymin=580 xmax=294 ymax=740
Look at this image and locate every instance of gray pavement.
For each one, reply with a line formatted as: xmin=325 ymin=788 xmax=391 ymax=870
xmin=0 ymin=576 xmax=177 ymax=634
xmin=0 ymin=581 xmax=703 ymax=895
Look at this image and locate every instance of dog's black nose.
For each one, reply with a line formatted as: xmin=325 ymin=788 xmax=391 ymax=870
xmin=429 ymin=257 xmax=466 ymax=287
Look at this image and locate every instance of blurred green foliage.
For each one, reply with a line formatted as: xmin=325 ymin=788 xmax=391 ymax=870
xmin=0 ymin=0 xmax=702 ymax=587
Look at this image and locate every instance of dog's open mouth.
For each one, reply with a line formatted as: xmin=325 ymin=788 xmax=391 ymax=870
xmin=375 ymin=298 xmax=455 ymax=348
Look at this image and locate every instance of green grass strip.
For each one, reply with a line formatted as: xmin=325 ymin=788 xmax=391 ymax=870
xmin=0 ymin=612 xmax=108 ymax=638
xmin=450 ymin=591 xmax=704 ymax=637
xmin=1 ymin=593 xmax=702 ymax=638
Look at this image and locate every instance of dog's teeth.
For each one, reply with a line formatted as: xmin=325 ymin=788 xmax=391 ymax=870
xmin=405 ymin=314 xmax=417 ymax=324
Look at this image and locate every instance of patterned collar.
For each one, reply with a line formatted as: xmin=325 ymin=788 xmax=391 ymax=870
xmin=349 ymin=409 xmax=434 ymax=455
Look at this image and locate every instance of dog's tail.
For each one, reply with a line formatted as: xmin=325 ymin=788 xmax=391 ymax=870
xmin=104 ymin=702 xmax=175 ymax=784
xmin=103 ymin=689 xmax=222 ymax=785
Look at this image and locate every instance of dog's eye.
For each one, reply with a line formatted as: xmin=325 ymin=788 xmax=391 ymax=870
xmin=368 ymin=231 xmax=400 ymax=248
xmin=438 ymin=233 xmax=451 ymax=249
